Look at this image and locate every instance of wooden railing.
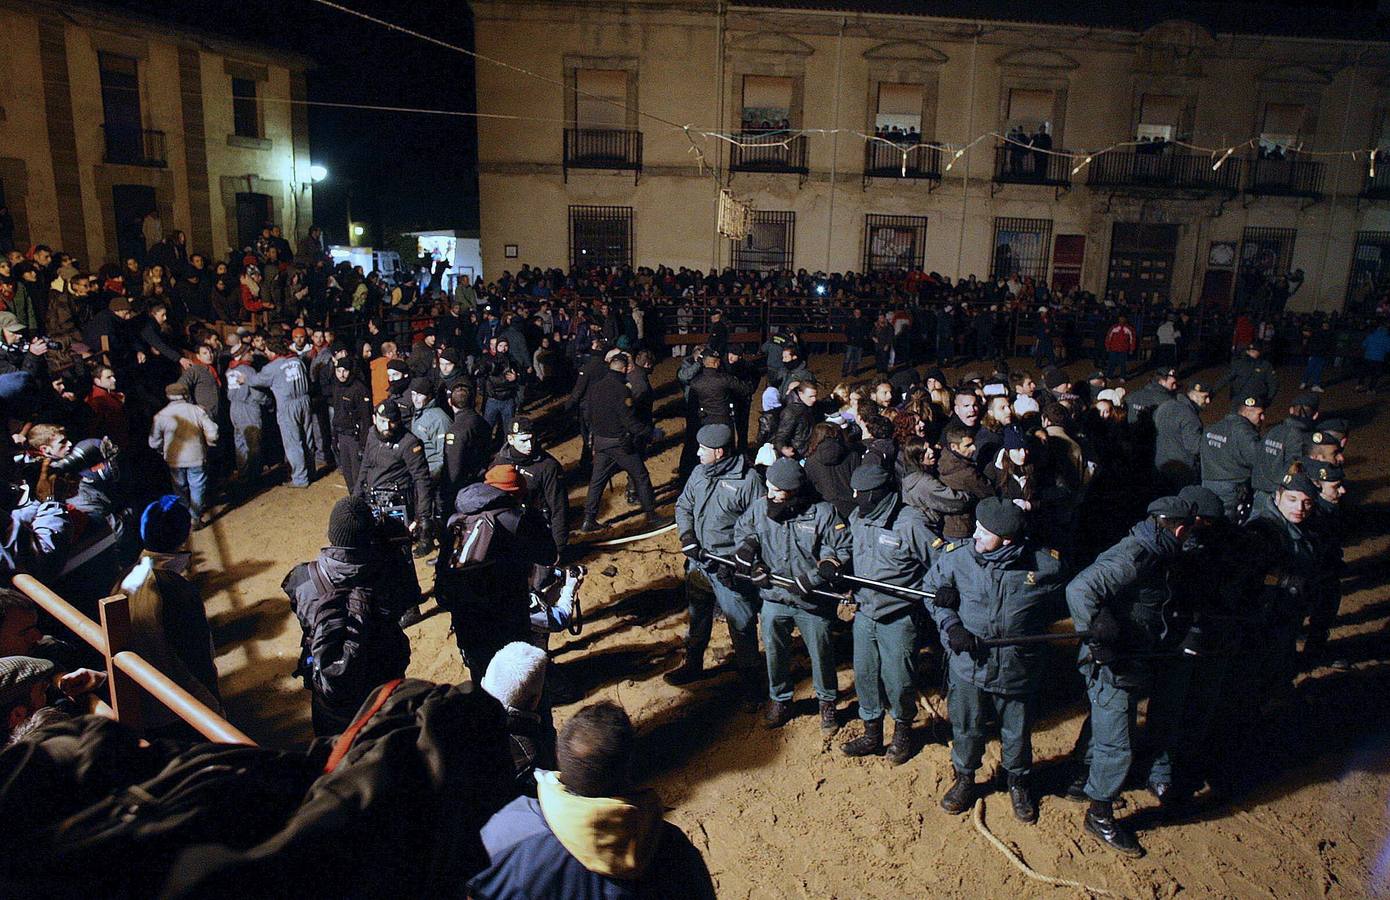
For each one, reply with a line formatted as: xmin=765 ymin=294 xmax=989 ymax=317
xmin=13 ymin=574 xmax=254 ymax=745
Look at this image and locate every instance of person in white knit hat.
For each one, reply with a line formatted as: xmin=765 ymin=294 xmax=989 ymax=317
xmin=482 ymin=641 xmax=555 ymax=792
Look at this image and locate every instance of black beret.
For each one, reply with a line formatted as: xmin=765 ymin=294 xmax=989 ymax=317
xmin=849 ymin=464 xmax=892 ymax=492
xmin=1178 ymin=485 xmax=1225 ymax=520
xmin=696 ymin=423 xmax=733 ymax=449
xmin=1147 ymin=495 xmax=1194 ymax=521
xmin=975 ymin=496 xmax=1026 ymax=540
xmin=1301 ymin=457 xmax=1344 ymax=483
xmin=1280 ymin=471 xmax=1319 ymax=496
xmin=767 ymin=457 xmax=806 ymax=492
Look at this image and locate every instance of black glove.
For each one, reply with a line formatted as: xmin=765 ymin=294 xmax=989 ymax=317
xmin=946 ymin=624 xmax=978 ymax=655
xmin=679 ymin=532 xmax=702 ymax=563
xmin=1089 ymin=607 xmax=1123 ymax=645
xmin=933 ymin=584 xmax=961 ymax=611
xmin=713 ymin=563 xmax=739 ymax=590
xmin=749 ymin=565 xmax=772 ymax=588
xmin=817 ymin=558 xmax=842 ymax=586
xmin=791 ymin=571 xmax=817 ymax=598
xmin=1087 ymin=640 xmax=1119 ymax=666
xmin=734 ymin=538 xmax=761 ymax=576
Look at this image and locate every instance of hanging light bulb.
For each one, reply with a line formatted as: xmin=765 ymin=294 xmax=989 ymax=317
xmin=1212 ymin=147 xmax=1235 ymax=171
xmin=1071 ymin=155 xmax=1093 ymax=176
xmin=944 ymin=147 xmax=966 ymax=173
xmin=1371 ymin=148 xmax=1379 ymax=180
xmin=901 ymin=151 xmax=909 ymax=177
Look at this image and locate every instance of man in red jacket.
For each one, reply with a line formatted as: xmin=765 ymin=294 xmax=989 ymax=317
xmin=1104 ymin=315 xmax=1137 ymax=380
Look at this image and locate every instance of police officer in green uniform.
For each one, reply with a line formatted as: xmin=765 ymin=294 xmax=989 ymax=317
xmin=1217 ymin=341 xmax=1278 ymax=401
xmin=837 ymin=463 xmax=935 ymax=765
xmin=669 ymin=423 xmax=766 ymax=690
xmin=926 ymin=497 xmax=1064 ymax=824
xmin=1243 ymin=469 xmax=1328 ymax=696
xmin=1251 ymin=391 xmax=1320 ymax=508
xmin=1152 ymin=379 xmax=1211 ymax=490
xmin=1302 ymin=457 xmax=1347 ymax=667
xmin=1065 ymin=495 xmax=1195 ymax=858
xmin=1200 ymin=393 xmax=1266 ymax=520
xmin=734 ymin=457 xmax=852 ymax=735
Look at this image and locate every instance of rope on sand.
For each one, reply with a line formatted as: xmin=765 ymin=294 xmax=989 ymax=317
xmin=971 ymin=798 xmax=1120 ymax=898
xmin=586 ymin=522 xmax=676 ymax=547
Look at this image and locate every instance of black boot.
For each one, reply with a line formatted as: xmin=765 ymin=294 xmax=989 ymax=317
xmin=1065 ymin=770 xmax=1090 ymax=803
xmin=398 ymin=605 xmax=426 ymax=628
xmin=1084 ymin=800 xmax=1145 ymax=858
xmin=1008 ymin=775 xmax=1038 ymax=824
xmin=819 ymin=700 xmax=839 ymax=737
xmin=940 ymin=771 xmax=976 ymax=814
xmin=886 ymin=720 xmax=913 ymax=766
xmin=662 ymin=654 xmax=705 ymax=687
xmin=763 ymin=699 xmax=793 ymax=729
xmin=840 ymin=718 xmax=884 ymax=757
xmin=576 ymin=517 xmax=604 ymax=534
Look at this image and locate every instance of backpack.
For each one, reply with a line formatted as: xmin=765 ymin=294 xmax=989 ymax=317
xmin=444 ymin=508 xmax=505 ymax=572
xmin=290 ymin=562 xmax=409 ymax=713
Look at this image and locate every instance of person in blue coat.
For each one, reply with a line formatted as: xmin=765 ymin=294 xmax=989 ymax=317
xmin=669 ymin=423 xmax=765 ymax=691
xmin=1064 ymin=495 xmax=1194 ymax=858
xmin=246 ymin=339 xmax=317 ymax=487
xmin=469 ymin=702 xmax=716 ymax=900
xmin=839 ymin=463 xmax=936 ymax=765
xmin=924 ymin=497 xmax=1064 ymax=823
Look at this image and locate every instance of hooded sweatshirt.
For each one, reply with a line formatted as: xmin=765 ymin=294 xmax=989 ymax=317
xmin=471 ymin=770 xmax=715 ymax=899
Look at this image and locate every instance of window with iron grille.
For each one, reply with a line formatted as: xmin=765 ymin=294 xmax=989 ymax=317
xmin=732 ymin=211 xmax=795 ymax=272
xmin=864 ymin=215 xmax=927 ymax=272
xmin=1239 ymin=227 xmax=1296 ymax=281
xmin=1347 ymin=230 xmax=1390 ymax=307
xmin=569 ymin=206 xmax=633 ymax=268
xmin=990 ymin=217 xmax=1053 ymax=281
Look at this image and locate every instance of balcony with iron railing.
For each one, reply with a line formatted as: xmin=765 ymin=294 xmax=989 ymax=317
xmin=1084 ymin=150 xmax=1243 ymax=193
xmin=992 ymin=144 xmax=1071 ymax=189
xmin=102 ymin=123 xmax=167 ymax=167
xmin=1361 ymin=163 xmax=1390 ymax=200
xmin=1246 ymin=156 xmax=1325 ymax=199
xmin=729 ymin=132 xmax=809 ymax=175
xmin=563 ymin=128 xmax=643 ymax=177
xmin=863 ymin=140 xmax=941 ymax=183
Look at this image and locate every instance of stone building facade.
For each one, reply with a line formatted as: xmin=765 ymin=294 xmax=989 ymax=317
xmin=0 ymin=0 xmax=314 ymax=265
xmin=474 ymin=1 xmax=1390 ymax=310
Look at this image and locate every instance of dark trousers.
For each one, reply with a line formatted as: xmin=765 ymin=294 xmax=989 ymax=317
xmin=335 ymin=433 xmax=362 ymax=491
xmin=584 ymin=437 xmax=655 ymax=520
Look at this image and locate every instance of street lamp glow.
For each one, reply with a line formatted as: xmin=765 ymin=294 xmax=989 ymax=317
xmin=352 ymin=224 xmax=364 ymax=236
xmin=308 ymin=164 xmax=328 ymax=182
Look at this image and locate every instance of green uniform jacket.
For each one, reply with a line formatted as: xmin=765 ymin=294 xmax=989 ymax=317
xmin=1219 ymin=355 xmax=1278 ymax=401
xmin=734 ymin=497 xmax=851 ymax=612
xmin=674 ymin=455 xmax=765 ymax=558
xmin=1152 ymin=394 xmax=1203 ymax=481
xmin=1065 ymin=519 xmax=1182 ymax=687
xmin=1251 ymin=415 xmax=1314 ymax=495
xmin=925 ymin=540 xmax=1065 ymax=695
xmin=847 ymin=496 xmax=935 ymax=621
xmin=410 ymin=403 xmax=452 ymax=480
xmin=1201 ymin=413 xmax=1262 ymax=487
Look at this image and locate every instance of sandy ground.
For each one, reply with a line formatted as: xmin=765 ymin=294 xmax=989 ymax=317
xmin=191 ymin=350 xmax=1390 ymax=898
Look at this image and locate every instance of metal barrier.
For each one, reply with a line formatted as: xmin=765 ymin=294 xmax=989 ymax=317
xmin=13 ymin=574 xmax=255 ymax=745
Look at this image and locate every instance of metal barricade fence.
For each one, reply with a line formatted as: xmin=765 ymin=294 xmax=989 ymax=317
xmin=13 ymin=574 xmax=255 ymax=745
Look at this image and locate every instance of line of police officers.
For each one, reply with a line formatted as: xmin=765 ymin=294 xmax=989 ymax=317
xmin=668 ymin=356 xmax=1350 ymax=859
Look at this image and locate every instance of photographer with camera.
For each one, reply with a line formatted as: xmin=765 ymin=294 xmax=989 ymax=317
xmin=282 ymin=495 xmax=420 ymax=737
xmin=0 ymin=312 xmax=51 ymax=381
xmin=355 ymin=401 xmax=433 ymax=560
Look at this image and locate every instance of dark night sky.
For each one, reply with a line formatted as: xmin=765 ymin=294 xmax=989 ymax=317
xmin=103 ymin=0 xmax=479 ymax=246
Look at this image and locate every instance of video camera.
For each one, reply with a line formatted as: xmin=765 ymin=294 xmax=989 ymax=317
xmin=366 ymin=487 xmax=413 ymax=544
